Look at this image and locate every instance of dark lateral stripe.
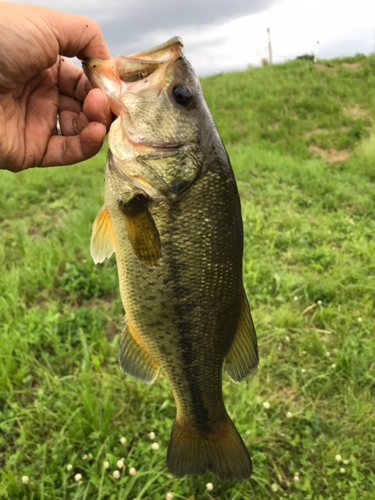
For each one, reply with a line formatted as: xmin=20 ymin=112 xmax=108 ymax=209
xmin=165 ymin=203 xmax=209 ymax=427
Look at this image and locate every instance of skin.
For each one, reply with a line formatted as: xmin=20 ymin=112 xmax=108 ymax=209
xmin=0 ymin=2 xmax=113 ymax=173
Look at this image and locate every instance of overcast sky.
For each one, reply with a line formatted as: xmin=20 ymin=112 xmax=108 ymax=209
xmin=11 ymin=0 xmax=375 ymax=75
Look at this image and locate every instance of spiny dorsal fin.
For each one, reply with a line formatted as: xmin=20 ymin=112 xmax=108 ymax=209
xmin=224 ymin=292 xmax=258 ymax=382
xmin=119 ymin=320 xmax=160 ymax=384
xmin=91 ymin=205 xmax=115 ymax=264
xmin=119 ymin=195 xmax=161 ymax=267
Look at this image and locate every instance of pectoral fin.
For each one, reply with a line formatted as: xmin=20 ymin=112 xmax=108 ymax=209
xmin=119 ymin=321 xmax=160 ymax=384
xmin=119 ymin=195 xmax=161 ymax=267
xmin=224 ymin=292 xmax=258 ymax=382
xmin=90 ymin=205 xmax=115 ymax=264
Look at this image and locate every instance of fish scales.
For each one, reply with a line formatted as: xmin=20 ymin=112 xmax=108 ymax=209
xmin=83 ymin=36 xmax=258 ymax=482
xmin=114 ymin=166 xmax=243 ymax=427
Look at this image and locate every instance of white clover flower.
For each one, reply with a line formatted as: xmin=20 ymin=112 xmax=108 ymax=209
xmin=335 ymin=454 xmax=342 ymax=462
xmin=151 ymin=442 xmax=160 ymax=451
xmin=66 ymin=464 xmax=73 ymax=472
xmin=82 ymin=455 xmax=88 ymax=460
xmin=285 ymin=336 xmax=290 ymax=342
xmin=263 ymin=402 xmax=270 ymax=409
xmin=301 ymin=369 xmax=306 ymax=373
xmin=113 ymin=470 xmax=120 ymax=479
xmin=331 ymin=363 xmax=336 ymax=369
xmin=325 ymin=352 xmax=331 ymax=357
xmin=117 ymin=459 xmax=124 ymax=469
xmin=343 ymin=459 xmax=349 ymax=465
xmin=302 ymin=350 xmax=307 ymax=355
xmin=21 ymin=476 xmax=29 ymax=485
xmin=317 ymin=300 xmax=322 ymax=305
xmin=149 ymin=432 xmax=156 ymax=440
xmin=293 ymin=296 xmax=298 ymax=301
xmin=120 ymin=437 xmax=127 ymax=445
xmin=129 ymin=467 xmax=136 ymax=476
xmin=286 ymin=412 xmax=293 ymax=418
xmin=74 ymin=473 xmax=82 ymax=482
xmin=103 ymin=461 xmax=109 ymax=469
xmin=293 ymin=475 xmax=300 ymax=482
xmin=206 ymin=482 xmax=214 ymax=491
xmin=340 ymin=468 xmax=345 ymax=473
xmin=357 ymin=317 xmax=362 ymax=323
xmin=166 ymin=493 xmax=173 ymax=500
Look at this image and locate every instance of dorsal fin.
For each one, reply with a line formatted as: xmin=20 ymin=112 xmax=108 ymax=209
xmin=90 ymin=205 xmax=115 ymax=264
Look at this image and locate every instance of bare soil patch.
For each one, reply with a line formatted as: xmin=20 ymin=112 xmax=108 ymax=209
xmin=309 ymin=145 xmax=350 ymax=163
xmin=344 ymin=105 xmax=369 ymax=120
xmin=304 ymin=129 xmax=330 ymax=138
xmin=315 ymin=64 xmax=337 ymax=72
xmin=342 ymin=62 xmax=361 ymax=70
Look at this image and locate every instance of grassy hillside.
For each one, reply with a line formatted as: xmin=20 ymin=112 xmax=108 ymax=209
xmin=1 ymin=54 xmax=374 ymax=499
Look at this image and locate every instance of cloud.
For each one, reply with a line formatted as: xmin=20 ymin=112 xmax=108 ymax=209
xmin=10 ymin=0 xmax=277 ymax=57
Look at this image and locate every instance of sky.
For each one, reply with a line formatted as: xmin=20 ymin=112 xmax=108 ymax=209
xmin=10 ymin=0 xmax=375 ymax=75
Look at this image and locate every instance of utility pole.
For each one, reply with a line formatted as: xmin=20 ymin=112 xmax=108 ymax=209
xmin=314 ymin=41 xmax=320 ymax=63
xmin=267 ymin=27 xmax=272 ymax=65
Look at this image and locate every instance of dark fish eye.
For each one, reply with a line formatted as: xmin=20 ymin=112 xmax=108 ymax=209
xmin=171 ymin=84 xmax=194 ymax=107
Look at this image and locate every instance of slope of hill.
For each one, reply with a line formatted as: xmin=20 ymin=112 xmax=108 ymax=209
xmin=0 ymin=54 xmax=374 ymax=499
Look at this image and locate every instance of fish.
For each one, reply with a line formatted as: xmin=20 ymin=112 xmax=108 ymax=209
xmin=82 ymin=37 xmax=258 ymax=482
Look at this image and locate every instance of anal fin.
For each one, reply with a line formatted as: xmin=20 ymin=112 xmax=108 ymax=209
xmin=119 ymin=320 xmax=160 ymax=384
xmin=90 ymin=205 xmax=115 ymax=264
xmin=119 ymin=195 xmax=161 ymax=267
xmin=224 ymin=291 xmax=258 ymax=382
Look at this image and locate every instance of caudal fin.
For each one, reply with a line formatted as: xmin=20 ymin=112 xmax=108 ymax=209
xmin=166 ymin=417 xmax=252 ymax=482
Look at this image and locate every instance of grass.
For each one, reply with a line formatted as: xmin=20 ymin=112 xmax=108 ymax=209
xmin=1 ymin=54 xmax=375 ymax=499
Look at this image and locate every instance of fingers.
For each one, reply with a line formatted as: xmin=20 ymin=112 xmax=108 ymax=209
xmin=83 ymin=88 xmax=112 ymax=131
xmin=58 ymin=57 xmax=89 ymax=102
xmin=40 ymin=121 xmax=107 ymax=167
xmin=57 ymin=60 xmax=112 ymax=132
xmin=59 ymin=111 xmax=88 ymax=136
xmin=58 ymin=88 xmax=111 ymax=137
xmin=41 ymin=87 xmax=111 ymax=165
xmin=44 ymin=8 xmax=111 ymax=60
xmin=59 ymin=95 xmax=82 ymax=114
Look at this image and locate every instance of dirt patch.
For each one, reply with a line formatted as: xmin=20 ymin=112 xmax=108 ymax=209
xmin=315 ymin=64 xmax=337 ymax=72
xmin=267 ymin=121 xmax=280 ymax=131
xmin=304 ymin=128 xmax=330 ymax=138
xmin=342 ymin=62 xmax=361 ymax=70
xmin=309 ymin=145 xmax=350 ymax=163
xmin=344 ymin=105 xmax=369 ymax=120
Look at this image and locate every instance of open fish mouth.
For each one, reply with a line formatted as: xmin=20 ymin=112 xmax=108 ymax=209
xmin=82 ymin=36 xmax=184 ymax=119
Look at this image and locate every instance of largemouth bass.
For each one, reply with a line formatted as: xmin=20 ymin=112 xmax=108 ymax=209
xmin=83 ymin=37 xmax=258 ymax=482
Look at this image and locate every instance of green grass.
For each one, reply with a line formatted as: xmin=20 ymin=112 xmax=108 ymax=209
xmin=1 ymin=54 xmax=375 ymax=499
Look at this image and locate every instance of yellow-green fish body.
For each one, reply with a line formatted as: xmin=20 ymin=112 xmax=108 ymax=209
xmin=83 ymin=37 xmax=258 ymax=481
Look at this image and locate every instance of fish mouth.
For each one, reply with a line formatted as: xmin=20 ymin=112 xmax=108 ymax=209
xmin=82 ymin=37 xmax=184 ymax=148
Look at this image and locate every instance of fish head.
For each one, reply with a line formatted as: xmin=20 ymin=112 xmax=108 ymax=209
xmin=83 ymin=37 xmax=208 ymax=150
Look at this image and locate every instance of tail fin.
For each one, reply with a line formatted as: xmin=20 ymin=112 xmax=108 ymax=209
xmin=166 ymin=417 xmax=252 ymax=482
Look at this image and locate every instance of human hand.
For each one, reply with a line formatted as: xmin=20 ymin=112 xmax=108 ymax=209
xmin=0 ymin=2 xmax=112 ymax=172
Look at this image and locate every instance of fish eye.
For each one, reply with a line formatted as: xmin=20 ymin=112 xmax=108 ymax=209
xmin=171 ymin=84 xmax=194 ymax=108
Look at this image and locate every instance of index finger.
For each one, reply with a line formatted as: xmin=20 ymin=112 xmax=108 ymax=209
xmin=43 ymin=8 xmax=112 ymax=60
